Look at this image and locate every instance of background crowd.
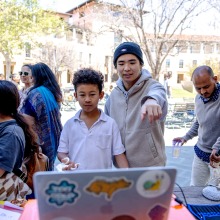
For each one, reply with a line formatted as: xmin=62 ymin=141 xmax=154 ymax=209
xmin=1 ymin=42 xmax=220 ymax=203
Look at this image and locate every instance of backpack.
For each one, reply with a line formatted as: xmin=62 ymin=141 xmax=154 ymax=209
xmin=13 ymin=147 xmax=49 ymax=190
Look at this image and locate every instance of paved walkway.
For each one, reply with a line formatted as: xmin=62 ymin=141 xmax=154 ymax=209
xmin=60 ymin=107 xmax=197 ymax=187
xmin=165 ymin=127 xmax=197 ymax=186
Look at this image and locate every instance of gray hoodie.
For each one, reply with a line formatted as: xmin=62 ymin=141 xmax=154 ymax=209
xmin=105 ymin=69 xmax=168 ymax=167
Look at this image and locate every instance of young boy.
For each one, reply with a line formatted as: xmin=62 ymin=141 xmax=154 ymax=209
xmin=57 ymin=68 xmax=129 ymax=170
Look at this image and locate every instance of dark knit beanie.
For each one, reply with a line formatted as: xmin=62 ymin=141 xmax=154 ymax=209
xmin=113 ymin=42 xmax=144 ymax=67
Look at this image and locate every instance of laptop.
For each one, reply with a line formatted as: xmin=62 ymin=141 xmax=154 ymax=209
xmin=33 ymin=167 xmax=177 ymax=220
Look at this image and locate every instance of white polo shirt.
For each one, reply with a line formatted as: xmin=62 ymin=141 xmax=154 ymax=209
xmin=57 ymin=109 xmax=125 ymax=170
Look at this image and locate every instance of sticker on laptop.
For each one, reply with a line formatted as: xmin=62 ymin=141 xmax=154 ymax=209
xmin=136 ymin=170 xmax=171 ymax=198
xmin=45 ymin=179 xmax=80 ymax=207
xmin=85 ymin=177 xmax=132 ymax=200
xmin=148 ymin=204 xmax=168 ymax=220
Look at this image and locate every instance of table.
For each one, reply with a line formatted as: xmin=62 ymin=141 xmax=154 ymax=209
xmin=173 ymin=186 xmax=220 ymax=205
xmin=173 ymin=186 xmax=220 ymax=219
xmin=4 ymin=187 xmax=217 ymax=220
xmin=19 ymin=198 xmax=195 ymax=220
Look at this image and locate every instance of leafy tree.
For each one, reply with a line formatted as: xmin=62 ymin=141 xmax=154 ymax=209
xmin=98 ymin=0 xmax=211 ymax=80
xmin=0 ymin=0 xmax=65 ymax=79
xmin=185 ymin=64 xmax=198 ymax=79
xmin=186 ymin=57 xmax=220 ymax=79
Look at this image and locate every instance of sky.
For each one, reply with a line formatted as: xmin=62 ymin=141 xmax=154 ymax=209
xmin=39 ymin=0 xmax=220 ymax=35
xmin=39 ymin=0 xmax=120 ymax=13
xmin=39 ymin=0 xmax=87 ymax=13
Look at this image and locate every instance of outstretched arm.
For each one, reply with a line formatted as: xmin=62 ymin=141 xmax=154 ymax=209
xmin=172 ymin=137 xmax=187 ymax=146
xmin=141 ymin=98 xmax=162 ymax=123
xmin=173 ymin=119 xmax=199 ymax=145
xmin=141 ymin=80 xmax=167 ymax=123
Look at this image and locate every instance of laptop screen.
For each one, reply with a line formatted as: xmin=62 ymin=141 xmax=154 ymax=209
xmin=34 ymin=167 xmax=176 ymax=220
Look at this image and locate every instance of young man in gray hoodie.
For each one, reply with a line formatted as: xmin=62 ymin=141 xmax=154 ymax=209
xmin=105 ymin=42 xmax=168 ymax=168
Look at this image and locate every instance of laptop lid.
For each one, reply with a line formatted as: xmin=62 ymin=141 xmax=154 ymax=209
xmin=33 ymin=167 xmax=176 ymax=220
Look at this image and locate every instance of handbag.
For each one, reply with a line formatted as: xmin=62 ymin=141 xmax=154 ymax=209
xmin=0 ymin=167 xmax=32 ymax=201
xmin=13 ymin=147 xmax=49 ymax=190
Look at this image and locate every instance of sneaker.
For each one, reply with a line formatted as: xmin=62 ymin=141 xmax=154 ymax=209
xmin=203 ymin=166 xmax=220 ymax=201
xmin=202 ymin=186 xmax=220 ymax=201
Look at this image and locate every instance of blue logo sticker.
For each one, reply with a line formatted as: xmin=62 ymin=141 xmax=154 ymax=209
xmin=46 ymin=180 xmax=79 ymax=207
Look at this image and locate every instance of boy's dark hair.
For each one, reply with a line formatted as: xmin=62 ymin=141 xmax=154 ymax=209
xmin=73 ymin=68 xmax=104 ymax=93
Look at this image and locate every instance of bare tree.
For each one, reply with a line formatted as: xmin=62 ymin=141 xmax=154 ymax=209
xmin=207 ymin=0 xmax=220 ymax=33
xmin=32 ymin=39 xmax=78 ymax=85
xmin=97 ymin=0 xmax=212 ymax=80
xmin=209 ymin=0 xmax=220 ymax=12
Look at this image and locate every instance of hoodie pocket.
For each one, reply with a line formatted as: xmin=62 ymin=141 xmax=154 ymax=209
xmin=146 ymin=133 xmax=158 ymax=158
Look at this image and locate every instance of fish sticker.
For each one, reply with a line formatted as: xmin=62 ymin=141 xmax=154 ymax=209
xmin=85 ymin=178 xmax=132 ymax=200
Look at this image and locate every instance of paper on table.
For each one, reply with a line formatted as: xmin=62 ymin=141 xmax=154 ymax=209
xmin=0 ymin=207 xmax=21 ymax=220
xmin=4 ymin=201 xmax=24 ymax=210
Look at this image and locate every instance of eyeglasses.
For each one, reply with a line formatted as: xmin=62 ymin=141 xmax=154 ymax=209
xmin=19 ymin=71 xmax=30 ymax=76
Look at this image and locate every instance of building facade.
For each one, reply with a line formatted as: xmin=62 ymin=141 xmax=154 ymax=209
xmin=1 ymin=0 xmax=220 ymax=89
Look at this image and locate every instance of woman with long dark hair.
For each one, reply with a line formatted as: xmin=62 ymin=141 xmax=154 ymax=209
xmin=20 ymin=62 xmax=63 ymax=171
xmin=0 ymin=80 xmax=38 ymax=200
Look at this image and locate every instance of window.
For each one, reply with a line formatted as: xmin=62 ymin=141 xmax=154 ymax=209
xmin=66 ymin=30 xmax=73 ymax=41
xmin=217 ymin=44 xmax=220 ymax=54
xmin=105 ymin=56 xmax=109 ymax=67
xmin=112 ymin=11 xmax=122 ymax=17
xmin=89 ymin=53 xmax=92 ymax=65
xmin=204 ymin=44 xmax=214 ymax=54
xmin=104 ymin=56 xmax=113 ymax=80
xmin=166 ymin=59 xmax=170 ymax=68
xmin=76 ymin=30 xmax=83 ymax=43
xmin=79 ymin=52 xmax=82 ymax=62
xmin=79 ymin=12 xmax=85 ymax=18
xmin=41 ymin=47 xmax=47 ymax=59
xmin=179 ymin=59 xmax=184 ymax=68
xmin=25 ymin=43 xmax=31 ymax=57
xmin=150 ymin=45 xmax=154 ymax=52
xmin=68 ymin=16 xmax=73 ymax=25
xmin=192 ymin=60 xmax=197 ymax=66
xmin=189 ymin=43 xmax=200 ymax=53
xmin=176 ymin=46 xmax=180 ymax=53
xmin=114 ymin=31 xmax=122 ymax=48
xmin=162 ymin=44 xmax=167 ymax=53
